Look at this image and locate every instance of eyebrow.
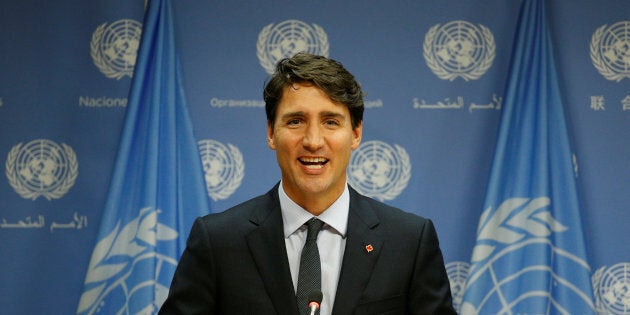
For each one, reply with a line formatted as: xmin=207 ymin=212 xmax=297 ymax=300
xmin=280 ymin=111 xmax=346 ymax=120
xmin=320 ymin=111 xmax=345 ymax=120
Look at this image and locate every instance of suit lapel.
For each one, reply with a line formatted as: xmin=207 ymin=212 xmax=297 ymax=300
xmin=332 ymin=188 xmax=383 ymax=315
xmin=245 ymin=186 xmax=298 ymax=315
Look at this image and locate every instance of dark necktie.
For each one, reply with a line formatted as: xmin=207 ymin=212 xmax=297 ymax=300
xmin=295 ymin=218 xmax=324 ymax=315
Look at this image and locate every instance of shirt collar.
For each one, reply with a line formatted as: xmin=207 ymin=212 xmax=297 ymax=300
xmin=279 ymin=181 xmax=349 ymax=238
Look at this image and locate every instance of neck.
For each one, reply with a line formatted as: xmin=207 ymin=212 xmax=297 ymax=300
xmin=297 ymin=196 xmax=334 ymax=216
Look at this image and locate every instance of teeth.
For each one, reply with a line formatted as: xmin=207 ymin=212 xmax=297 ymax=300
xmin=300 ymin=157 xmax=327 ymax=163
xmin=304 ymin=164 xmax=324 ymax=169
xmin=299 ymin=157 xmax=328 ymax=169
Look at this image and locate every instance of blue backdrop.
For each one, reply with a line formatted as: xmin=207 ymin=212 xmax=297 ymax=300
xmin=1 ymin=0 xmax=628 ymax=314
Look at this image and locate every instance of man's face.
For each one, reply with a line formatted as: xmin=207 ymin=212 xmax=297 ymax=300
xmin=267 ymin=83 xmax=362 ymax=210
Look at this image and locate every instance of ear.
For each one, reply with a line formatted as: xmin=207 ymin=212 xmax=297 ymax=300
xmin=351 ymin=122 xmax=363 ymax=150
xmin=267 ymin=121 xmax=276 ymax=150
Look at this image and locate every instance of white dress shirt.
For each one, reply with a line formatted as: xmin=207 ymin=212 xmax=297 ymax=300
xmin=279 ymin=182 xmax=349 ymax=315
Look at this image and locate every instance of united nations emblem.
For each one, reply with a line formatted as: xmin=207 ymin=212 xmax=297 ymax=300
xmin=423 ymin=21 xmax=495 ymax=81
xmin=91 ymin=19 xmax=142 ymax=80
xmin=591 ymin=21 xmax=630 ymax=82
xmin=257 ymin=19 xmax=329 ymax=74
xmin=5 ymin=139 xmax=78 ymax=200
xmin=347 ymin=140 xmax=411 ymax=201
xmin=461 ymin=197 xmax=595 ymax=314
xmin=593 ymin=262 xmax=630 ymax=315
xmin=198 ymin=139 xmax=244 ymax=201
xmin=446 ymin=261 xmax=470 ymax=314
xmin=77 ymin=207 xmax=178 ymax=314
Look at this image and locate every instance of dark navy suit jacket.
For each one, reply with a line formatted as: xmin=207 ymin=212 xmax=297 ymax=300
xmin=160 ymin=184 xmax=456 ymax=314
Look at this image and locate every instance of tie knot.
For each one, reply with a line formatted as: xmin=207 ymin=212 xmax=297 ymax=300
xmin=306 ymin=218 xmax=324 ymax=240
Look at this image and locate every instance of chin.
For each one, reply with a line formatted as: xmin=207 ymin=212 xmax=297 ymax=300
xmin=297 ymin=180 xmax=332 ymax=195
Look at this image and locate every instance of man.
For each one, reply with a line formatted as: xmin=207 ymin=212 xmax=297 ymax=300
xmin=160 ymin=52 xmax=456 ymax=314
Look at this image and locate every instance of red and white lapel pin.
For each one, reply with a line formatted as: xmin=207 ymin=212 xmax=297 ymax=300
xmin=365 ymin=244 xmax=374 ymax=253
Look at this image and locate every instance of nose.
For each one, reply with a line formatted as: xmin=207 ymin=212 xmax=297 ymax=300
xmin=303 ymin=123 xmax=324 ymax=151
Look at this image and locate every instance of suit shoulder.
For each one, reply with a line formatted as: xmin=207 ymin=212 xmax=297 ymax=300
xmin=197 ymin=189 xmax=277 ymax=232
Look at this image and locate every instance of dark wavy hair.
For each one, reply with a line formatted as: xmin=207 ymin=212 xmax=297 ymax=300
xmin=263 ymin=52 xmax=364 ymax=129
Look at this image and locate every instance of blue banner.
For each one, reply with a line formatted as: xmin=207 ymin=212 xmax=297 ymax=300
xmin=461 ymin=0 xmax=595 ymax=314
xmin=76 ymin=0 xmax=210 ymax=313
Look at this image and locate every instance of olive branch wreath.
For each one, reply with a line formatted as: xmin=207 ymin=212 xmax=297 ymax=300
xmin=590 ymin=24 xmax=628 ymax=82
xmin=6 ymin=142 xmax=78 ymax=200
xmin=77 ymin=207 xmax=178 ymax=314
xmin=90 ymin=22 xmax=137 ymax=80
xmin=423 ymin=23 xmax=495 ymax=81
xmin=206 ymin=143 xmax=245 ymax=201
xmin=256 ymin=21 xmax=329 ymax=75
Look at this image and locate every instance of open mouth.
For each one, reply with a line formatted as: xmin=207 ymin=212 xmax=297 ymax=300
xmin=299 ymin=157 xmax=328 ymax=169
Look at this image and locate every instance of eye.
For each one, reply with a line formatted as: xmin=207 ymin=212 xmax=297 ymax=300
xmin=324 ymin=119 xmax=340 ymax=127
xmin=287 ymin=118 xmax=303 ymax=126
